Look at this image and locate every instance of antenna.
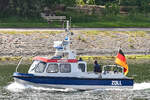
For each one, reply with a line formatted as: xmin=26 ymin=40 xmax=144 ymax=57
xmin=66 ymin=20 xmax=70 ymax=32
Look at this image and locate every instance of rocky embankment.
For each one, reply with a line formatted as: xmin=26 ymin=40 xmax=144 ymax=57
xmin=0 ymin=30 xmax=150 ymax=57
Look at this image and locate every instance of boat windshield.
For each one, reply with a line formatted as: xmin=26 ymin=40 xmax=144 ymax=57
xmin=29 ymin=60 xmax=47 ymax=73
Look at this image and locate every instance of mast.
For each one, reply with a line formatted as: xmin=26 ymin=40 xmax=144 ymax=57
xmin=65 ymin=20 xmax=72 ymax=51
xmin=53 ymin=20 xmax=76 ymax=59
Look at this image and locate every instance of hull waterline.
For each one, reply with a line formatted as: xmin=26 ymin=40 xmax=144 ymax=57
xmin=13 ymin=72 xmax=134 ymax=90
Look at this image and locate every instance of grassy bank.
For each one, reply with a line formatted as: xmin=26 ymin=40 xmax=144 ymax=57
xmin=0 ymin=30 xmax=63 ymax=34
xmin=0 ymin=16 xmax=64 ymax=28
xmin=0 ymin=30 xmax=148 ymax=35
xmin=1 ymin=13 xmax=150 ymax=28
xmin=0 ymin=55 xmax=150 ymax=62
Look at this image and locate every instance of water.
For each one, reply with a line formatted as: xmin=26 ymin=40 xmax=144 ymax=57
xmin=0 ymin=64 xmax=150 ymax=100
xmin=2 ymin=82 xmax=150 ymax=100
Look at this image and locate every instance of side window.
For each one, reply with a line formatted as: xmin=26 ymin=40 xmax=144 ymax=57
xmin=78 ymin=63 xmax=85 ymax=72
xmin=47 ymin=64 xmax=58 ymax=73
xmin=60 ymin=64 xmax=71 ymax=73
xmin=35 ymin=62 xmax=47 ymax=73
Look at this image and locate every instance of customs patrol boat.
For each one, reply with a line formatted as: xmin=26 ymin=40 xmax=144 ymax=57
xmin=13 ymin=21 xmax=134 ymax=90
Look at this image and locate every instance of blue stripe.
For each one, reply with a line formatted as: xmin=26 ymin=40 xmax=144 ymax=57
xmin=13 ymin=72 xmax=133 ymax=86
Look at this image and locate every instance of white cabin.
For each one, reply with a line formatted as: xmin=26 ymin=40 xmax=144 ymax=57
xmin=28 ymin=57 xmax=100 ymax=78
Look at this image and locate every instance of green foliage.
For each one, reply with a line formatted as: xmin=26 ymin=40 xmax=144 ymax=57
xmin=120 ymin=0 xmax=138 ymax=6
xmin=95 ymin=0 xmax=106 ymax=5
xmin=1 ymin=0 xmax=150 ymax=19
xmin=76 ymin=0 xmax=85 ymax=5
xmin=121 ymin=0 xmax=150 ymax=16
xmin=137 ymin=0 xmax=150 ymax=16
xmin=0 ymin=0 xmax=76 ymax=18
xmin=104 ymin=1 xmax=120 ymax=16
xmin=60 ymin=0 xmax=76 ymax=6
xmin=86 ymin=0 xmax=95 ymax=5
xmin=1 ymin=0 xmax=150 ymax=28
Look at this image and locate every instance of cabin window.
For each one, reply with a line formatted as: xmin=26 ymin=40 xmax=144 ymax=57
xmin=78 ymin=63 xmax=85 ymax=72
xmin=46 ymin=64 xmax=58 ymax=73
xmin=60 ymin=64 xmax=71 ymax=73
xmin=35 ymin=62 xmax=47 ymax=73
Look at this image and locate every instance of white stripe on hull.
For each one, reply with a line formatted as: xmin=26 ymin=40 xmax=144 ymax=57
xmin=14 ymin=78 xmax=133 ymax=90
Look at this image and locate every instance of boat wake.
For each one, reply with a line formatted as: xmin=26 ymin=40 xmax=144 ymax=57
xmin=133 ymin=82 xmax=150 ymax=90
xmin=6 ymin=82 xmax=77 ymax=92
xmin=6 ymin=82 xmax=150 ymax=92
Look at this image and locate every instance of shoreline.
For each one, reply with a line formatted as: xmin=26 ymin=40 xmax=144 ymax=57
xmin=2 ymin=27 xmax=150 ymax=31
xmin=0 ymin=30 xmax=150 ymax=57
xmin=0 ymin=55 xmax=150 ymax=65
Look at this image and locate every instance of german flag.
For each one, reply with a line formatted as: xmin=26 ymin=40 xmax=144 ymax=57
xmin=115 ymin=49 xmax=128 ymax=75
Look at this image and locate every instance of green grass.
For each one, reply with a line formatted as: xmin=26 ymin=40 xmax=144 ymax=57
xmin=72 ymin=21 xmax=150 ymax=28
xmin=0 ymin=22 xmax=62 ymax=28
xmin=77 ymin=55 xmax=150 ymax=61
xmin=0 ymin=55 xmax=149 ymax=63
xmin=79 ymin=30 xmax=147 ymax=38
xmin=0 ymin=16 xmax=63 ymax=28
xmin=70 ymin=13 xmax=150 ymax=28
xmin=1 ymin=12 xmax=150 ymax=28
xmin=0 ymin=30 xmax=63 ymax=34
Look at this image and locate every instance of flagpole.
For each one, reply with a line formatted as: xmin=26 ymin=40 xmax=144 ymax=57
xmin=119 ymin=46 xmax=121 ymax=51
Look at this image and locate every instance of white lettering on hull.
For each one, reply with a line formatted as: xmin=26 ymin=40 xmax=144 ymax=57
xmin=112 ymin=81 xmax=122 ymax=86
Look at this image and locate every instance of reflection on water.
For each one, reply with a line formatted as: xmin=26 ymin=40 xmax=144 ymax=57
xmin=0 ymin=82 xmax=149 ymax=100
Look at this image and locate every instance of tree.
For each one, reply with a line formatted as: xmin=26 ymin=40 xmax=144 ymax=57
xmin=104 ymin=1 xmax=120 ymax=16
xmin=86 ymin=0 xmax=95 ymax=5
xmin=137 ymin=0 xmax=150 ymax=16
xmin=76 ymin=0 xmax=85 ymax=5
xmin=0 ymin=0 xmax=10 ymax=17
xmin=59 ymin=0 xmax=76 ymax=6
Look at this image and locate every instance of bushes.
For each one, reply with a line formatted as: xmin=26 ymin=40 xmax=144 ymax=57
xmin=0 ymin=0 xmax=150 ymax=18
xmin=104 ymin=1 xmax=120 ymax=16
xmin=0 ymin=0 xmax=77 ymax=18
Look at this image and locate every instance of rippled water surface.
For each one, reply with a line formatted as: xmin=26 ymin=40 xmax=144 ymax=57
xmin=0 ymin=64 xmax=150 ymax=100
xmin=0 ymin=81 xmax=148 ymax=100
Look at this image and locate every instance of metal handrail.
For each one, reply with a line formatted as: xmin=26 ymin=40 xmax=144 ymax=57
xmin=16 ymin=57 xmax=23 ymax=72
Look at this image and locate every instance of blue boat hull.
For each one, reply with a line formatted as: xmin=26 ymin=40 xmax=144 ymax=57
xmin=13 ymin=72 xmax=134 ymax=89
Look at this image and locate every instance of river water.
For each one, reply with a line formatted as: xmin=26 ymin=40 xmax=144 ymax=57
xmin=0 ymin=82 xmax=149 ymax=100
xmin=0 ymin=65 xmax=150 ymax=100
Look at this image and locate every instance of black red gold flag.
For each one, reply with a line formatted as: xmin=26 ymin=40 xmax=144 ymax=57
xmin=115 ymin=49 xmax=128 ymax=75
